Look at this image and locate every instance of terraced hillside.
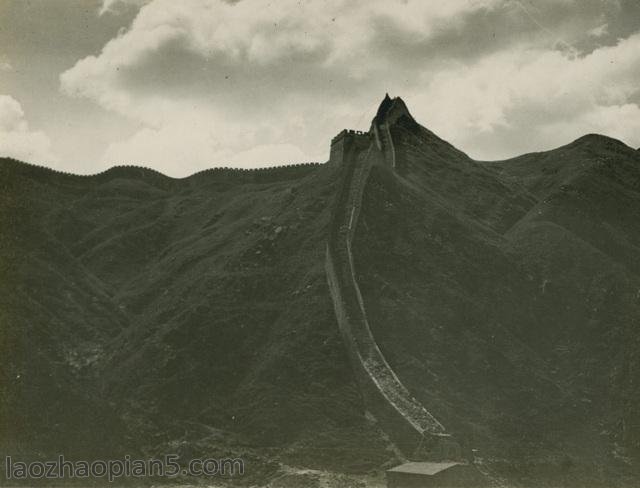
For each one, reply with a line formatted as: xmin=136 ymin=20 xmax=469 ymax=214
xmin=1 ymin=96 xmax=640 ymax=487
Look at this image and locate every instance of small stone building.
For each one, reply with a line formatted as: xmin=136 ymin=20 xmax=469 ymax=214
xmin=386 ymin=461 xmax=486 ymax=488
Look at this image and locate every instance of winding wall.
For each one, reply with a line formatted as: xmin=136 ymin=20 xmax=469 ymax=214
xmin=325 ymin=129 xmax=453 ymax=460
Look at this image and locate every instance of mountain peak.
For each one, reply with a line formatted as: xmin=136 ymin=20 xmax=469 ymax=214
xmin=372 ymin=93 xmax=414 ymax=128
xmin=375 ymin=93 xmax=393 ymax=120
xmin=566 ymin=133 xmax=631 ymax=153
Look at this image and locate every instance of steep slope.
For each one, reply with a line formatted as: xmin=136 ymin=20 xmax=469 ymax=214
xmin=484 ymin=135 xmax=640 ymax=463
xmin=0 ymin=160 xmax=395 ymax=480
xmin=351 ymin=114 xmax=640 ymax=485
xmin=325 ymin=122 xmax=454 ymax=465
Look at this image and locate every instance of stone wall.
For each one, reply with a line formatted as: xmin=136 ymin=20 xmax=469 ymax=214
xmin=324 ymin=131 xmax=456 ymax=460
xmin=329 ymin=130 xmax=369 ymax=167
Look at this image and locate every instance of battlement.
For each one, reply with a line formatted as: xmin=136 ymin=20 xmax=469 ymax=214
xmin=329 ymin=129 xmax=370 ymax=166
xmin=0 ymin=157 xmax=322 ymax=183
xmin=331 ymin=129 xmax=368 ymax=145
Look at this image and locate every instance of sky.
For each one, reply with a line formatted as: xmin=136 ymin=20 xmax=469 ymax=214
xmin=1 ymin=0 xmax=639 ymax=176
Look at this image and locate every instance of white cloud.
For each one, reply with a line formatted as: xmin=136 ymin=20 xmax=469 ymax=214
xmin=66 ymin=0 xmax=507 ymax=118
xmin=408 ymin=32 xmax=640 ymax=158
xmin=100 ymin=113 xmax=312 ymax=176
xmin=59 ymin=0 xmax=640 ymax=173
xmin=103 ymin=131 xmax=308 ymax=176
xmin=0 ymin=96 xmax=26 ymax=132
xmin=541 ymin=103 xmax=640 ymax=147
xmin=0 ymin=96 xmax=58 ymax=165
xmin=218 ymin=143 xmax=309 ymax=168
xmin=588 ymin=23 xmax=609 ymax=38
xmin=99 ymin=0 xmax=151 ymax=16
xmin=61 ymin=0 xmax=512 ymax=174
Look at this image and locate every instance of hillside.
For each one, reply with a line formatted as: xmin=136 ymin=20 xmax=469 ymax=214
xmin=0 ymin=161 xmax=395 ymax=480
xmin=1 ymin=97 xmax=640 ymax=487
xmin=354 ymin=113 xmax=640 ymax=486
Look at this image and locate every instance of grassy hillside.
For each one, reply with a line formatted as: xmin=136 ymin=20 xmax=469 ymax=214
xmin=1 ymin=117 xmax=640 ymax=486
xmin=0 ymin=159 xmax=394 ymax=485
xmin=353 ymin=120 xmax=640 ymax=486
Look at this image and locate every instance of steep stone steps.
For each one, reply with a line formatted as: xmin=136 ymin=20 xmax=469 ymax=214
xmin=325 ymin=128 xmax=452 ymax=459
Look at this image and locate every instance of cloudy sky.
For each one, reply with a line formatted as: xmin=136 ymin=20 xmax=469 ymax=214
xmin=1 ymin=0 xmax=639 ymax=176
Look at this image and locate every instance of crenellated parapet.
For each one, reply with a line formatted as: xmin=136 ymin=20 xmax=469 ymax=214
xmin=329 ymin=129 xmax=370 ymax=167
xmin=0 ymin=157 xmax=323 ymax=184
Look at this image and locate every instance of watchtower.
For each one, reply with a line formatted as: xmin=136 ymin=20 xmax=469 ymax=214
xmin=329 ymin=129 xmax=369 ymax=166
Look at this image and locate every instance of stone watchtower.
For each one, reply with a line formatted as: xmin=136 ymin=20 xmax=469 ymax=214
xmin=329 ymin=129 xmax=369 ymax=167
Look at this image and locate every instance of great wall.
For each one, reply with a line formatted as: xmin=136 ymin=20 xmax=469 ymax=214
xmin=0 ymin=157 xmax=322 ymax=183
xmin=1 ymin=96 xmax=463 ymax=466
xmin=324 ymin=95 xmax=461 ymax=462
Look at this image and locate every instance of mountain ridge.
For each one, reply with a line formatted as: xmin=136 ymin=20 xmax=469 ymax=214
xmin=2 ymin=96 xmax=640 ymax=486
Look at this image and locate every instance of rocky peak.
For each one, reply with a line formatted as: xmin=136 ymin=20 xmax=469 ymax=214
xmin=371 ymin=93 xmax=415 ymax=129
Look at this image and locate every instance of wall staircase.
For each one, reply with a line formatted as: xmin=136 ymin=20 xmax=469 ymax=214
xmin=324 ymin=96 xmax=461 ymax=460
